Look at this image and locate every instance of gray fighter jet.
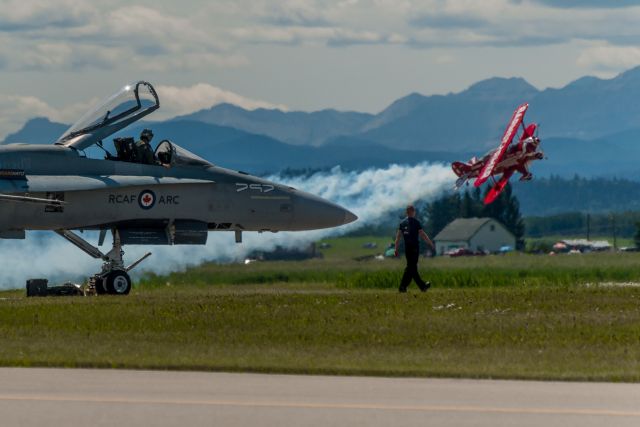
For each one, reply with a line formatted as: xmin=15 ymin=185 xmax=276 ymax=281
xmin=0 ymin=81 xmax=357 ymax=295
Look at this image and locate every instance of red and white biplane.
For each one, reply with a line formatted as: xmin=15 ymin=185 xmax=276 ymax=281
xmin=452 ymin=103 xmax=543 ymax=205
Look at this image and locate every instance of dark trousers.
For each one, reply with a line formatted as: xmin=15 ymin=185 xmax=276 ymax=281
xmin=399 ymin=246 xmax=427 ymax=291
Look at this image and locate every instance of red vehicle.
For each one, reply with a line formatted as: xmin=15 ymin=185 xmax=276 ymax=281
xmin=452 ymin=103 xmax=543 ymax=204
xmin=445 ymin=248 xmax=484 ymax=257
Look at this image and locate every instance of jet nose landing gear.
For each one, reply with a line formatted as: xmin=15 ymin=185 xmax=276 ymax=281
xmin=97 ymin=270 xmax=132 ymax=295
xmin=55 ymin=229 xmax=151 ymax=296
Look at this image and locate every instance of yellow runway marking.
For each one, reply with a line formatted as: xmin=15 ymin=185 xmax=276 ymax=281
xmin=0 ymin=395 xmax=638 ymax=418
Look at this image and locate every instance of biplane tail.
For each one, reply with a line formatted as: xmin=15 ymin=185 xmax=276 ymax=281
xmin=452 ymin=161 xmax=472 ymax=190
xmin=522 ymin=123 xmax=537 ymax=139
xmin=517 ymin=123 xmax=538 ymax=149
xmin=452 ymin=161 xmax=471 ymax=177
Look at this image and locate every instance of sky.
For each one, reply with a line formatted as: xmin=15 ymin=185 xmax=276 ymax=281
xmin=2 ymin=0 xmax=640 ymax=138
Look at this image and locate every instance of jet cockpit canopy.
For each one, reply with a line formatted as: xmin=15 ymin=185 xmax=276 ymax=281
xmin=155 ymin=140 xmax=212 ymax=167
xmin=55 ymin=81 xmax=159 ymax=151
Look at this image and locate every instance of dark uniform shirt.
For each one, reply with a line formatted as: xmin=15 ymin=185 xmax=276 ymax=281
xmin=134 ymin=140 xmax=156 ymax=165
xmin=399 ymin=217 xmax=422 ymax=248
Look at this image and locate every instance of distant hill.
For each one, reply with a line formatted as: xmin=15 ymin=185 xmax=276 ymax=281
xmin=121 ymin=120 xmax=462 ymax=174
xmin=0 ymin=116 xmax=467 ymax=173
xmin=6 ymin=114 xmax=640 ymax=216
xmin=531 ymin=134 xmax=640 ymax=180
xmin=359 ymin=77 xmax=539 ymax=152
xmin=5 ymin=65 xmax=640 ymax=179
xmin=177 ymin=103 xmax=373 ymax=146
xmin=178 ymin=67 xmax=640 ymax=152
xmin=359 ymin=67 xmax=640 ymax=151
xmin=3 ymin=117 xmax=67 ymax=145
xmin=513 ymin=176 xmax=640 ymax=216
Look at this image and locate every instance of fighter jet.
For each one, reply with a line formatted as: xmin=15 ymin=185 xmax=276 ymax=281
xmin=0 ymin=81 xmax=357 ymax=295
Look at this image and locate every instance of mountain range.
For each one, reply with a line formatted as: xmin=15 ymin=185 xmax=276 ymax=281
xmin=5 ymin=66 xmax=640 ymax=178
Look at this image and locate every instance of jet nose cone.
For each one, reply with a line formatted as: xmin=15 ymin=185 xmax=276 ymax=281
xmin=291 ymin=191 xmax=358 ymax=230
xmin=343 ymin=209 xmax=358 ymax=225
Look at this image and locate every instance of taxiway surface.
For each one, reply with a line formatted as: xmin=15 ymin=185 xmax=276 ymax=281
xmin=0 ymin=368 xmax=639 ymax=426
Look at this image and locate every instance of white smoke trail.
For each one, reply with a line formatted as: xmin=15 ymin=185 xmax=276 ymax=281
xmin=0 ymin=163 xmax=455 ymax=289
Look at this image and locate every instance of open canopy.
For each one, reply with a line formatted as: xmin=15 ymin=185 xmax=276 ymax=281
xmin=55 ymin=81 xmax=159 ymax=151
xmin=155 ymin=140 xmax=212 ymax=167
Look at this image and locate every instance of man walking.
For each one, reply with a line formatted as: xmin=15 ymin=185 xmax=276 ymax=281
xmin=394 ymin=205 xmax=435 ymax=293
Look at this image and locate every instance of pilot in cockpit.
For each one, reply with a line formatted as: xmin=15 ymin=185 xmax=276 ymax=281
xmin=135 ymin=129 xmax=156 ymax=165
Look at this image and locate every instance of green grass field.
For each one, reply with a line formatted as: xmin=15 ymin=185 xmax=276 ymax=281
xmin=2 ymin=251 xmax=640 ymax=380
xmin=141 ymin=251 xmax=640 ymax=289
xmin=317 ymin=235 xmax=394 ymax=259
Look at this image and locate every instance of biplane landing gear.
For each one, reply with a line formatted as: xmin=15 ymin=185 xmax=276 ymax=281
xmin=454 ymin=175 xmax=470 ymax=190
xmin=55 ymin=229 xmax=151 ymax=296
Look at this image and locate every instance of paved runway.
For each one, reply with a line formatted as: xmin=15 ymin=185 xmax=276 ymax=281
xmin=1 ymin=368 xmax=639 ymax=426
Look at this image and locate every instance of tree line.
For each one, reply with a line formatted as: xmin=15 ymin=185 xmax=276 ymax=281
xmin=514 ymin=175 xmax=640 ymax=215
xmin=422 ymin=184 xmax=525 ymax=249
xmin=526 ymin=211 xmax=640 ymax=239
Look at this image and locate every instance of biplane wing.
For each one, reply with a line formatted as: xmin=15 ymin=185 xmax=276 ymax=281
xmin=474 ymin=103 xmax=529 ymax=187
xmin=483 ymin=170 xmax=514 ymax=205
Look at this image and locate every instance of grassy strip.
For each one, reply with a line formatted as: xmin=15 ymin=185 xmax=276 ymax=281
xmin=1 ymin=284 xmax=640 ymax=381
xmin=139 ymin=253 xmax=640 ymax=289
xmin=317 ymin=235 xmax=394 ymax=259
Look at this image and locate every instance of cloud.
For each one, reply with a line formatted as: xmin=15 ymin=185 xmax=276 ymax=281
xmin=154 ymin=84 xmax=288 ymax=120
xmin=243 ymin=0 xmax=360 ymax=28
xmin=228 ymin=0 xmax=409 ymax=47
xmin=132 ymin=52 xmax=249 ymax=73
xmin=434 ymin=54 xmax=455 ymax=64
xmin=104 ymin=5 xmax=224 ymax=51
xmin=0 ymin=95 xmax=59 ymax=140
xmin=260 ymin=1 xmax=333 ymax=26
xmin=4 ymin=0 xmax=640 ymax=73
xmin=231 ymin=0 xmax=621 ymax=49
xmin=327 ymin=30 xmax=407 ymax=46
xmin=0 ymin=83 xmax=287 ymax=139
xmin=4 ymin=42 xmax=121 ymax=71
xmin=577 ymin=43 xmax=640 ymax=72
xmin=0 ymin=3 xmax=244 ymax=72
xmin=3 ymin=0 xmax=640 ymax=98
xmin=0 ymin=0 xmax=94 ymax=31
xmin=527 ymin=0 xmax=640 ymax=9
xmin=232 ymin=25 xmax=404 ymax=47
xmin=409 ymin=12 xmax=489 ymax=29
xmin=400 ymin=0 xmax=640 ymax=48
xmin=0 ymin=93 xmax=99 ymax=141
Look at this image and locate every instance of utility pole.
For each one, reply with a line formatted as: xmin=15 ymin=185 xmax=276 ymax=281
xmin=586 ymin=213 xmax=591 ymax=241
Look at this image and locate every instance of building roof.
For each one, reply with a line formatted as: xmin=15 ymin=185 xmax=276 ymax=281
xmin=434 ymin=217 xmax=510 ymax=242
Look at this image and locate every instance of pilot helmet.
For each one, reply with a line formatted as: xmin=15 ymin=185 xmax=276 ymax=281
xmin=140 ymin=128 xmax=154 ymax=142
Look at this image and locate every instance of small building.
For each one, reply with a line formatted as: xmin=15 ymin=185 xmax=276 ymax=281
xmin=434 ymin=217 xmax=516 ymax=255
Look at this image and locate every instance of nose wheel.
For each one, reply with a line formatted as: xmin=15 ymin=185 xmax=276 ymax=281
xmin=55 ymin=229 xmax=151 ymax=296
xmin=95 ymin=270 xmax=132 ymax=295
